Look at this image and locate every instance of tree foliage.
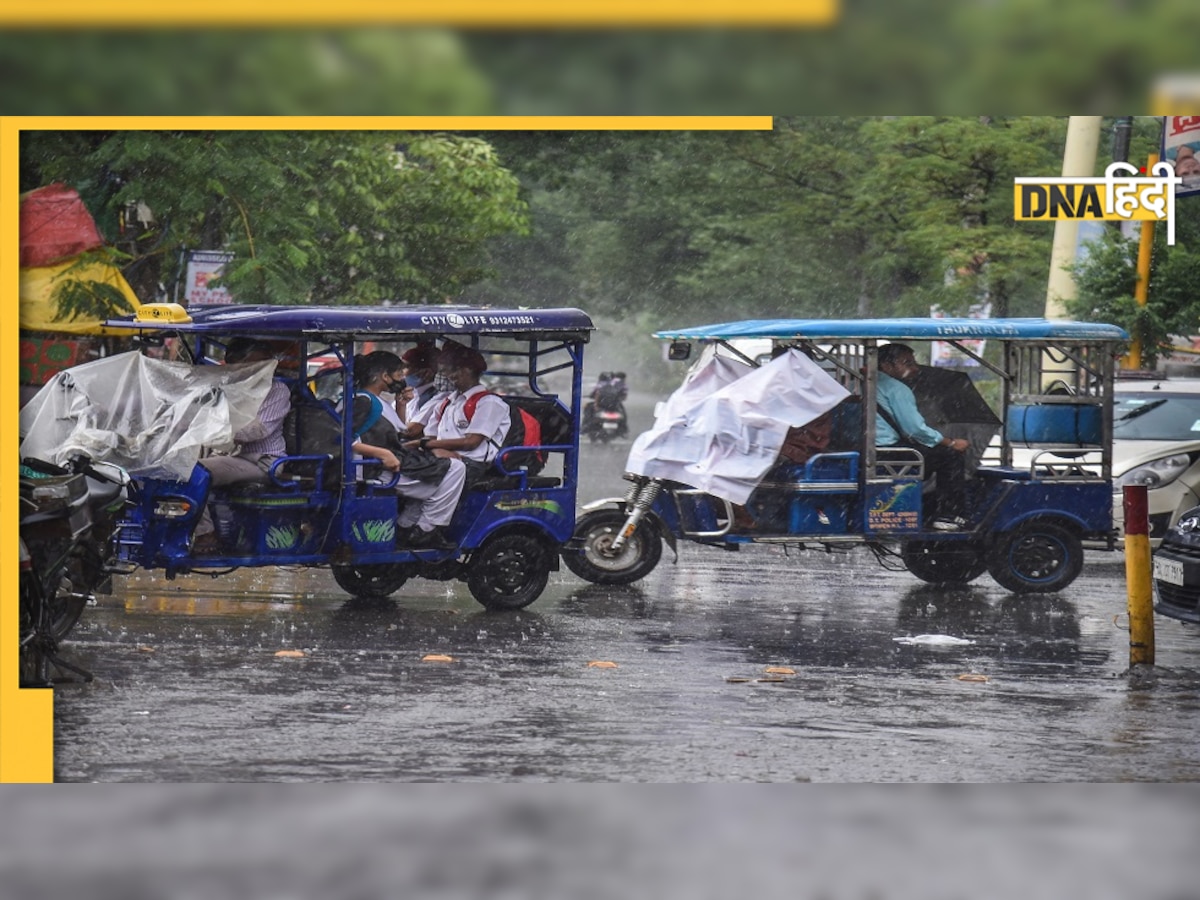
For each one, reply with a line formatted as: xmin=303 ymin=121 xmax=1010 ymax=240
xmin=1067 ymin=223 xmax=1200 ymax=368
xmin=22 ymin=131 xmax=529 ymax=305
xmin=470 ymin=117 xmax=1079 ymax=327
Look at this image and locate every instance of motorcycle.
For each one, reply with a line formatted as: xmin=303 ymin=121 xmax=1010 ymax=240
xmin=583 ymin=383 xmax=629 ymax=443
xmin=18 ymin=454 xmax=133 ymax=687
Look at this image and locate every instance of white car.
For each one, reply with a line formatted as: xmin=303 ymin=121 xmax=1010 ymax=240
xmin=984 ymin=375 xmax=1200 ymax=548
xmin=1110 ymin=376 xmax=1200 ymax=546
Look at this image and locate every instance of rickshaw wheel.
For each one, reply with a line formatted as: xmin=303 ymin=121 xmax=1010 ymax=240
xmin=561 ymin=508 xmax=663 ymax=586
xmin=901 ymin=540 xmax=987 ymax=585
xmin=986 ymin=520 xmax=1083 ymax=594
xmin=467 ymin=532 xmax=552 ymax=610
xmin=331 ymin=563 xmax=411 ymax=599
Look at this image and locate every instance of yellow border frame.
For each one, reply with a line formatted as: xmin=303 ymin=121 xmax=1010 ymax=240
xmin=1 ymin=1 xmax=839 ymax=27
xmin=1 ymin=115 xmax=773 ymax=783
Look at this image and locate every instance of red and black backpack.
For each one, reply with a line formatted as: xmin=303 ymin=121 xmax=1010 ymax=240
xmin=437 ymin=391 xmax=546 ymax=473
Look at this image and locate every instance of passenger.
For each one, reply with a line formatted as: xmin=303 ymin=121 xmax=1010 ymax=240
xmin=349 ymin=355 xmax=466 ymax=551
xmin=352 ymin=350 xmax=406 ymax=430
xmin=876 ymin=343 xmax=971 ymax=531
xmin=405 ymin=340 xmax=511 ymax=485
xmin=192 ymin=338 xmax=292 ymax=554
xmin=397 ymin=342 xmax=443 ymax=429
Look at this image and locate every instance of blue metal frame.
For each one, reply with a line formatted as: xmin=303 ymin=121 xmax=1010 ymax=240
xmin=104 ymin=304 xmax=593 ymax=579
xmin=655 ymin=317 xmax=1129 ymax=343
xmin=641 ymin=316 xmax=1128 ymax=551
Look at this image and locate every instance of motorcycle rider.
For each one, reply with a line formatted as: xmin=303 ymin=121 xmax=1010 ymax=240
xmin=586 ymin=370 xmax=629 ymax=438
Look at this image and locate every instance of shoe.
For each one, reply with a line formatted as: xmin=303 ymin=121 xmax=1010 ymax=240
xmin=930 ymin=516 xmax=967 ymax=532
xmin=192 ymin=532 xmax=222 ymax=555
xmin=406 ymin=526 xmax=456 ymax=552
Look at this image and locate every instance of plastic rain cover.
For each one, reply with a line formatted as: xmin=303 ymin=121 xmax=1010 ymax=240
xmin=19 ymin=351 xmax=277 ymax=481
xmin=626 ymin=349 xmax=851 ymax=505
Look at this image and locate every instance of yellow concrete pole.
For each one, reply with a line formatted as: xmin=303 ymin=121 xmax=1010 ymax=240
xmin=1124 ymin=485 xmax=1156 ymax=667
xmin=1124 ymin=152 xmax=1159 ymax=371
xmin=1044 ymin=117 xmax=1103 ymax=320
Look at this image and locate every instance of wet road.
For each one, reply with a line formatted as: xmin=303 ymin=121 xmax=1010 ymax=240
xmin=49 ymin=398 xmax=1200 ymax=782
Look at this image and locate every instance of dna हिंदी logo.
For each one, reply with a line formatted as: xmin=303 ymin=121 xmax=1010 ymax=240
xmin=1014 ymin=161 xmax=1183 ymax=245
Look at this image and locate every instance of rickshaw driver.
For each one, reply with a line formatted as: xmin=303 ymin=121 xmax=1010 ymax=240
xmin=876 ymin=342 xmax=972 ymax=531
xmin=404 ymin=341 xmax=511 ymax=485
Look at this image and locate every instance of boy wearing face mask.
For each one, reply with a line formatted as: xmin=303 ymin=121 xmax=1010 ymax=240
xmin=397 ymin=342 xmax=448 ymax=433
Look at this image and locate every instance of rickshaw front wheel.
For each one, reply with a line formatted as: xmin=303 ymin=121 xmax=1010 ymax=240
xmin=986 ymin=520 xmax=1083 ymax=594
xmin=331 ymin=563 xmax=411 ymax=599
xmin=901 ymin=540 xmax=987 ymax=585
xmin=467 ymin=532 xmax=552 ymax=610
xmin=562 ymin=508 xmax=663 ymax=586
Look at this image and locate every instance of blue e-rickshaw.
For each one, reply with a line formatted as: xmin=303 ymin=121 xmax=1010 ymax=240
xmin=99 ymin=303 xmax=593 ymax=610
xmin=563 ymin=317 xmax=1129 ymax=595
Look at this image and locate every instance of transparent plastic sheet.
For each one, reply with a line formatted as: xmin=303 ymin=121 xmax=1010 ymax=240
xmin=626 ymin=349 xmax=851 ymax=505
xmin=18 ymin=351 xmax=277 ymax=482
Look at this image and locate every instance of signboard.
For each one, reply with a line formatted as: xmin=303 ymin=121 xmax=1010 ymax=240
xmin=1162 ymin=115 xmax=1200 ymax=199
xmin=183 ymin=250 xmax=234 ymax=305
xmin=930 ymin=302 xmax=991 ymax=367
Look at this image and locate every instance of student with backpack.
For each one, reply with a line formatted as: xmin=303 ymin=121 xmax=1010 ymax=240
xmin=350 ymin=351 xmax=466 ymax=551
xmin=405 ymin=341 xmax=510 ymax=483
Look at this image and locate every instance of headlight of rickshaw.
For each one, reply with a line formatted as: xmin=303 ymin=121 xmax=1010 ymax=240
xmin=152 ymin=499 xmax=194 ymax=518
xmin=1114 ymin=454 xmax=1192 ymax=490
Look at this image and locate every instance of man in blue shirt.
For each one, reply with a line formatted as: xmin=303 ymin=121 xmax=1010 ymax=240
xmin=876 ymin=343 xmax=971 ymax=530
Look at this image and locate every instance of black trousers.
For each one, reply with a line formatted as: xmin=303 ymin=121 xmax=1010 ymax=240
xmin=898 ymin=440 xmax=968 ymax=519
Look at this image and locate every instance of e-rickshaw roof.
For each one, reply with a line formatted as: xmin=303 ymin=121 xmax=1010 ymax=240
xmin=106 ymin=303 xmax=594 ymax=339
xmin=654 ymin=317 xmax=1129 ymax=343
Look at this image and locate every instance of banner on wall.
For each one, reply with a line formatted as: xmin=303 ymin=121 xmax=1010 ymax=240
xmin=930 ymin=302 xmax=992 ymax=367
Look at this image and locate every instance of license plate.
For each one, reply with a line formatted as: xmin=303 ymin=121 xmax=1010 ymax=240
xmin=1154 ymin=556 xmax=1185 ymax=586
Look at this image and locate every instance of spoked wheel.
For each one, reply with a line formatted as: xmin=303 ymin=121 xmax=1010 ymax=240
xmin=331 ymin=563 xmax=411 ymax=599
xmin=467 ymin=533 xmax=552 ymax=611
xmin=986 ymin=520 xmax=1083 ymax=594
xmin=901 ymin=540 xmax=987 ymax=585
xmin=561 ymin=508 xmax=663 ymax=586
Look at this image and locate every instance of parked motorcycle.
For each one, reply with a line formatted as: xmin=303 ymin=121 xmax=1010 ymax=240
xmin=18 ymin=455 xmax=133 ymax=687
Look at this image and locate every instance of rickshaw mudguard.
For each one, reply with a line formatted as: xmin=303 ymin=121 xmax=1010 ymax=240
xmin=575 ymin=497 xmax=679 ymax=559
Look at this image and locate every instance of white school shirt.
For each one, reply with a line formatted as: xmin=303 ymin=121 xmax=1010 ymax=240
xmin=433 ymin=384 xmax=511 ymax=462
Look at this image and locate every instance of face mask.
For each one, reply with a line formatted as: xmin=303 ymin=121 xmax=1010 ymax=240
xmin=433 ymin=373 xmax=453 ymax=392
xmin=403 ymin=373 xmax=424 ymax=388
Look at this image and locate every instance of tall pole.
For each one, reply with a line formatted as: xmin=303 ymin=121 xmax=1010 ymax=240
xmin=1044 ymin=116 xmax=1103 ymax=320
xmin=1124 ymin=152 xmax=1159 ymax=371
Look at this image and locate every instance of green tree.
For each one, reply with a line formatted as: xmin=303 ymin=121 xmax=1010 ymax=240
xmin=1066 ymin=213 xmax=1200 ymax=368
xmin=22 ymin=131 xmax=529 ymax=305
xmin=470 ymin=117 xmax=1073 ymax=327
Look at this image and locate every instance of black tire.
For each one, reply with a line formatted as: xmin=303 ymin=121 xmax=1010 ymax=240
xmin=901 ymin=540 xmax=988 ymax=585
xmin=561 ymin=508 xmax=663 ymax=586
xmin=467 ymin=533 xmax=552 ymax=610
xmin=986 ymin=520 xmax=1084 ymax=594
xmin=331 ymin=563 xmax=410 ymax=599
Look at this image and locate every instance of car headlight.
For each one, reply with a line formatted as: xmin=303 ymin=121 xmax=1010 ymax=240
xmin=1114 ymin=453 xmax=1192 ymax=489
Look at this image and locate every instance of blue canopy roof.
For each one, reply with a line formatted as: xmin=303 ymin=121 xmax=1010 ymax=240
xmin=106 ymin=304 xmax=594 ymax=338
xmin=654 ymin=317 xmax=1129 ymax=343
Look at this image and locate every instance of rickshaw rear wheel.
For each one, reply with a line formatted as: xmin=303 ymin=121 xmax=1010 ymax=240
xmin=901 ymin=540 xmax=987 ymax=585
xmin=986 ymin=520 xmax=1083 ymax=594
xmin=562 ymin=508 xmax=663 ymax=585
xmin=467 ymin=532 xmax=552 ymax=610
xmin=331 ymin=563 xmax=410 ymax=599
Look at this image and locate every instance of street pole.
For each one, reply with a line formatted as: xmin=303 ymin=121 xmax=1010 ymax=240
xmin=1123 ymin=151 xmax=1160 ymax=371
xmin=1044 ymin=116 xmax=1103 ymax=320
xmin=1124 ymin=485 xmax=1156 ymax=667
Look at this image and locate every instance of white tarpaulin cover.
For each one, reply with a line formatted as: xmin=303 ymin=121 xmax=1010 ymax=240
xmin=19 ymin=351 xmax=277 ymax=481
xmin=626 ymin=349 xmax=852 ymax=504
